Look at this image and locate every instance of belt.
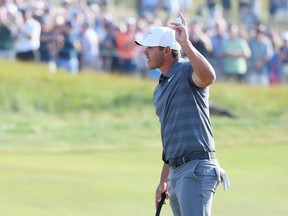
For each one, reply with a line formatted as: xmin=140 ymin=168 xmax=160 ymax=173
xmin=168 ymin=152 xmax=216 ymax=169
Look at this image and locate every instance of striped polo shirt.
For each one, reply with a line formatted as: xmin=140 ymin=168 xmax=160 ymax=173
xmin=153 ymin=59 xmax=215 ymax=162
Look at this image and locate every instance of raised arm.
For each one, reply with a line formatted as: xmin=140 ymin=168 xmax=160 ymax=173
xmin=171 ymin=12 xmax=216 ymax=87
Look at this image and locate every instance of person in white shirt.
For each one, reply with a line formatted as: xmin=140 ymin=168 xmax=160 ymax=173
xmin=13 ymin=8 xmax=41 ymax=61
xmin=79 ymin=21 xmax=100 ymax=71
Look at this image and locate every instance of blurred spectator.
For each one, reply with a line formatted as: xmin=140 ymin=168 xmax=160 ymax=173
xmin=56 ymin=20 xmax=81 ymax=74
xmin=134 ymin=18 xmax=149 ymax=77
xmin=210 ymin=18 xmax=227 ymax=81
xmin=31 ymin=0 xmax=49 ymax=23
xmin=269 ymin=0 xmax=279 ymax=15
xmin=95 ymin=0 xmax=112 ymax=8
xmin=137 ymin=0 xmax=158 ymax=18
xmin=205 ymin=0 xmax=223 ymax=29
xmin=99 ymin=22 xmax=118 ymax=72
xmin=70 ymin=11 xmax=84 ymax=37
xmin=39 ymin=17 xmax=57 ymax=72
xmin=206 ymin=0 xmax=217 ymax=15
xmin=223 ymin=24 xmax=251 ymax=83
xmin=115 ymin=18 xmax=137 ymax=73
xmin=0 ymin=0 xmax=18 ymax=16
xmin=60 ymin=0 xmax=76 ymax=18
xmin=94 ymin=11 xmax=113 ymax=46
xmin=188 ymin=17 xmax=212 ymax=58
xmin=269 ymin=0 xmax=288 ymax=30
xmin=239 ymin=0 xmax=260 ymax=31
xmin=179 ymin=0 xmax=192 ymax=15
xmin=267 ymin=30 xmax=282 ymax=85
xmin=221 ymin=0 xmax=231 ymax=18
xmin=13 ymin=8 xmax=41 ymax=61
xmin=79 ymin=21 xmax=100 ymax=71
xmin=0 ymin=7 xmax=15 ymax=59
xmin=161 ymin=0 xmax=180 ymax=19
xmin=239 ymin=0 xmax=252 ymax=11
xmin=279 ymin=32 xmax=288 ymax=84
xmin=247 ymin=24 xmax=273 ymax=86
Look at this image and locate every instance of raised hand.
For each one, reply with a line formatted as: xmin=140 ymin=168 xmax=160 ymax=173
xmin=170 ymin=12 xmax=189 ymax=45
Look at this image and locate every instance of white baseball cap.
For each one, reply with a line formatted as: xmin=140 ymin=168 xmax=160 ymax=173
xmin=135 ymin=27 xmax=181 ymax=51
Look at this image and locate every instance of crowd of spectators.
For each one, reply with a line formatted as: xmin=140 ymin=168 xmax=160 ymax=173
xmin=0 ymin=0 xmax=287 ymax=86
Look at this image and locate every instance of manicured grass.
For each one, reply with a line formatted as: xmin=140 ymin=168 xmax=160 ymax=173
xmin=0 ymin=145 xmax=288 ymax=216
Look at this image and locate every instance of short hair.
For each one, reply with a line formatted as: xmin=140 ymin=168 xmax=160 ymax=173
xmin=159 ymin=46 xmax=180 ymax=59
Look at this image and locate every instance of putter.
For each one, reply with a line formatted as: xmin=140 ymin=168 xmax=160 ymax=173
xmin=155 ymin=192 xmax=166 ymax=216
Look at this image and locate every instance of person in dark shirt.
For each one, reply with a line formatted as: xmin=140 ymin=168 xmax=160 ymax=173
xmin=188 ymin=17 xmax=212 ymax=58
xmin=39 ymin=19 xmax=56 ymax=62
xmin=56 ymin=21 xmax=81 ymax=74
xmin=0 ymin=8 xmax=15 ymax=59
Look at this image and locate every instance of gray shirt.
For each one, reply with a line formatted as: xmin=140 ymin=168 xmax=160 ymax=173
xmin=248 ymin=37 xmax=273 ymax=74
xmin=154 ymin=60 xmax=215 ymax=161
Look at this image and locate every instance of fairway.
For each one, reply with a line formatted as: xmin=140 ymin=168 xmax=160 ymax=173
xmin=0 ymin=145 xmax=288 ymax=216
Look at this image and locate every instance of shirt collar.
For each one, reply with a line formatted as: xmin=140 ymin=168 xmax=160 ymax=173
xmin=158 ymin=60 xmax=181 ymax=84
xmin=158 ymin=73 xmax=165 ymax=84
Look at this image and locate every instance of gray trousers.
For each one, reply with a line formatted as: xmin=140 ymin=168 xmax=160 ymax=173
xmin=168 ymin=159 xmax=220 ymax=216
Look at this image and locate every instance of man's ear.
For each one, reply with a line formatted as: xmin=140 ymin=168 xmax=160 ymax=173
xmin=164 ymin=47 xmax=172 ymax=56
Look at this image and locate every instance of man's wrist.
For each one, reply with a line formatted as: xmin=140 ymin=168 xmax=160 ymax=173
xmin=179 ymin=40 xmax=191 ymax=47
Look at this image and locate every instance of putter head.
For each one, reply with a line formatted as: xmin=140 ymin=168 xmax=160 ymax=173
xmin=155 ymin=192 xmax=166 ymax=216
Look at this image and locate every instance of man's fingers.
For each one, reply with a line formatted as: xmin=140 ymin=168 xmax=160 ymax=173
xmin=178 ymin=12 xmax=186 ymax=26
xmin=155 ymin=191 xmax=167 ymax=209
xmin=155 ymin=195 xmax=161 ymax=209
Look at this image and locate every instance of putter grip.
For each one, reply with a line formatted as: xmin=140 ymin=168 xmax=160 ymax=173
xmin=155 ymin=192 xmax=166 ymax=216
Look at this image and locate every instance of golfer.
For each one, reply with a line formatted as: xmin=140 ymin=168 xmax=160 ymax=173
xmin=135 ymin=12 xmax=229 ymax=216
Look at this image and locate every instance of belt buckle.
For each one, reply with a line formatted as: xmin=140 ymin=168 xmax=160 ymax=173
xmin=170 ymin=155 xmax=190 ymax=169
xmin=182 ymin=156 xmax=189 ymax=164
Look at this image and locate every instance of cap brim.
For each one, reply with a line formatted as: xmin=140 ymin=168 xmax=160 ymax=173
xmin=135 ymin=40 xmax=142 ymax=46
xmin=135 ymin=38 xmax=157 ymax=47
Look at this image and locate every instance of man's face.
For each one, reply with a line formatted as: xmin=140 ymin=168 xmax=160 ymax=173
xmin=144 ymin=46 xmax=165 ymax=70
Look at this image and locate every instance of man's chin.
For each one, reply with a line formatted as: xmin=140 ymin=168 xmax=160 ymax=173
xmin=147 ymin=64 xmax=156 ymax=70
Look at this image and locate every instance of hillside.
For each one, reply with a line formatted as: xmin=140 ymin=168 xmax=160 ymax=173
xmin=0 ymin=60 xmax=287 ymax=151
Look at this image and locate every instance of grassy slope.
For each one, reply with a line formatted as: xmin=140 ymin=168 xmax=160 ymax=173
xmin=0 ymin=60 xmax=288 ymax=215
